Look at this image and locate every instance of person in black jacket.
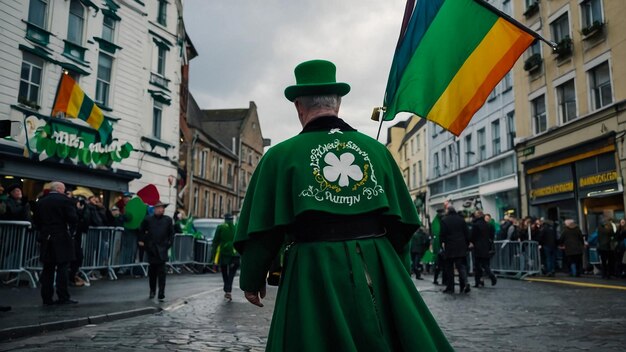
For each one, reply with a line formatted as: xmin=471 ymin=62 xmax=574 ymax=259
xmin=470 ymin=211 xmax=497 ymax=287
xmin=440 ymin=206 xmax=471 ymax=294
xmin=139 ymin=200 xmax=174 ymax=301
xmin=34 ymin=181 xmax=80 ymax=305
xmin=538 ymin=218 xmax=557 ymax=276
xmin=2 ymin=183 xmax=32 ymax=221
xmin=410 ymin=226 xmax=429 ymax=280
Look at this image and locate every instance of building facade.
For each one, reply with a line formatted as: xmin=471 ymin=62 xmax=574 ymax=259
xmin=0 ymin=0 xmax=190 ymax=211
xmin=179 ymin=94 xmax=239 ymax=219
xmin=179 ymin=101 xmax=268 ymax=217
xmin=386 ymin=116 xmax=429 ymax=223
xmin=513 ymin=0 xmax=626 ymax=234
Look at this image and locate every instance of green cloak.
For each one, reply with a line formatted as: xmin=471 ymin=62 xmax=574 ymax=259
xmin=235 ymin=128 xmax=452 ymax=352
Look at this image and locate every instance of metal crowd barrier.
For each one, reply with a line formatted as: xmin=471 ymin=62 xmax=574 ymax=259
xmin=168 ymin=234 xmax=196 ymax=273
xmin=0 ymin=221 xmax=37 ymax=288
xmin=491 ymin=240 xmax=541 ymax=279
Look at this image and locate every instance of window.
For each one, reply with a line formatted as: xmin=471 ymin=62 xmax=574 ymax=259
xmin=211 ymin=193 xmax=217 ymax=218
xmin=157 ymin=0 xmax=167 ymax=26
xmin=455 ymin=141 xmax=460 ymax=169
xmin=488 ymin=87 xmax=497 ymax=101
xmin=199 ymin=150 xmax=208 ymax=178
xmin=477 ymin=128 xmax=486 ymax=161
xmin=227 ymin=164 xmax=234 ymax=186
xmin=448 ymin=144 xmax=454 ymax=171
xmin=157 ymin=46 xmax=166 ymax=75
xmin=418 ymin=161 xmax=423 ymax=186
xmin=410 ymin=139 xmax=415 ymax=155
xmin=415 ymin=133 xmax=421 ymax=151
xmin=411 ymin=163 xmax=416 ymax=188
xmin=502 ymin=0 xmax=511 ymax=15
xmin=492 ymin=120 xmax=501 ymax=155
xmin=67 ymin=0 xmax=84 ymax=45
xmin=434 ymin=152 xmax=440 ymax=177
xmin=218 ymin=158 xmax=224 ymax=184
xmin=557 ymin=79 xmax=577 ymax=123
xmin=404 ymin=145 xmax=407 ymax=161
xmin=203 ymin=190 xmax=209 ymax=218
xmin=589 ymin=62 xmax=612 ymax=110
xmin=503 ymin=72 xmax=512 ymax=92
xmin=441 ymin=148 xmax=447 ymax=170
xmin=152 ymin=101 xmax=163 ymax=138
xmin=28 ymin=0 xmax=47 ymax=27
xmin=95 ymin=53 xmax=113 ymax=106
xmin=193 ymin=187 xmax=198 ymax=216
xmin=531 ymin=95 xmax=547 ymax=134
xmin=464 ymin=134 xmax=472 ymax=166
xmin=551 ymin=13 xmax=570 ymax=43
xmin=18 ymin=52 xmax=44 ymax=107
xmin=507 ymin=112 xmax=515 ymax=150
xmin=581 ymin=0 xmax=603 ymax=29
xmin=102 ymin=16 xmax=115 ymax=42
xmin=211 ymin=155 xmax=218 ymax=181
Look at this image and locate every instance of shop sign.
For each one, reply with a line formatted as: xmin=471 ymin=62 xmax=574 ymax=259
xmin=23 ymin=115 xmax=133 ymax=166
xmin=529 ymin=181 xmax=574 ymax=199
xmin=579 ymin=170 xmax=618 ymax=188
xmin=522 ymin=146 xmax=535 ymax=156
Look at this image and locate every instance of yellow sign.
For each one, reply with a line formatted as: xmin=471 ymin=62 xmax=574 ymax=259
xmin=579 ymin=171 xmax=617 ymax=188
xmin=530 ymin=182 xmax=574 ymax=198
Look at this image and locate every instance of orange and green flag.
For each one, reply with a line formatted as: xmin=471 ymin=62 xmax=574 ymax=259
xmin=52 ymin=74 xmax=112 ymax=143
xmin=383 ymin=0 xmax=536 ymax=136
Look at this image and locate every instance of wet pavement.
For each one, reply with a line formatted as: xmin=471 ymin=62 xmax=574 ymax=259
xmin=1 ymin=273 xmax=625 ymax=351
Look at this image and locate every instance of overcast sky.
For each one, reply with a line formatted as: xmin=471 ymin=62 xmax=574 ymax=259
xmin=183 ymin=0 xmax=413 ymax=147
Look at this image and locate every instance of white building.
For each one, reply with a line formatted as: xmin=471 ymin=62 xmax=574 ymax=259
xmin=0 ymin=0 xmax=188 ymax=211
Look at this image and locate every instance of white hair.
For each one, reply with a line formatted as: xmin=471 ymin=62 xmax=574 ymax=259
xmin=296 ymin=94 xmax=341 ymax=110
xmin=49 ymin=181 xmax=65 ymax=193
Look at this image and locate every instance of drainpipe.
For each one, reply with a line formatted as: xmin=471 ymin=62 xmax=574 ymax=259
xmin=187 ymin=132 xmax=199 ymax=216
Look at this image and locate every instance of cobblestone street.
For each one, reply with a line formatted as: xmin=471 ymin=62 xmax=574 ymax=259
xmin=1 ymin=274 xmax=625 ymax=351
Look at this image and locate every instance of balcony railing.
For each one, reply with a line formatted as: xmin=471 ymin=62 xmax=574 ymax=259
xmin=150 ymin=72 xmax=170 ymax=89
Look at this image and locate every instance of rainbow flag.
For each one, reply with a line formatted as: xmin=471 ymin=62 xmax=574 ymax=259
xmin=52 ymin=74 xmax=112 ymax=143
xmin=383 ymin=0 xmax=535 ymax=136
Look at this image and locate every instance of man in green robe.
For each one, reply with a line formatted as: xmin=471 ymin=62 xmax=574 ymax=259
xmin=234 ymin=59 xmax=453 ymax=352
xmin=211 ymin=213 xmax=239 ymax=301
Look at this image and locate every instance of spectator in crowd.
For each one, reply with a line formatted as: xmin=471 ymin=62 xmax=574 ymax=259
xmin=470 ymin=210 xmax=497 ymax=288
xmin=139 ymin=200 xmax=174 ymax=301
xmin=559 ymin=219 xmax=585 ymax=277
xmin=498 ymin=215 xmax=512 ymax=240
xmin=0 ymin=185 xmax=6 ymax=217
xmin=85 ymin=196 xmax=107 ymax=227
xmin=410 ymin=225 xmax=429 ymax=280
xmin=441 ymin=206 xmax=471 ymax=294
xmin=34 ymin=181 xmax=79 ymax=305
xmin=538 ymin=218 xmax=557 ymax=277
xmin=1 ymin=183 xmax=31 ymax=221
xmin=115 ymin=192 xmax=133 ymax=215
xmin=597 ymin=219 xmax=615 ymax=279
xmin=431 ymin=208 xmax=445 ymax=286
xmin=615 ymin=219 xmax=626 ymax=278
xmin=211 ymin=213 xmax=239 ymax=301
xmin=107 ymin=205 xmax=125 ymax=227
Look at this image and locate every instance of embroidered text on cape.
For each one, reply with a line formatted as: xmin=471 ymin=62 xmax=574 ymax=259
xmin=299 ymin=138 xmax=384 ymax=206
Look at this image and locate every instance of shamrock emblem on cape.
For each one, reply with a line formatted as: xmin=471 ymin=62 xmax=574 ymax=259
xmin=323 ymin=152 xmax=363 ymax=187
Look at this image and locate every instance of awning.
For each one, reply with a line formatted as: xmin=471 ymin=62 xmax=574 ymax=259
xmin=0 ymin=151 xmax=141 ymax=192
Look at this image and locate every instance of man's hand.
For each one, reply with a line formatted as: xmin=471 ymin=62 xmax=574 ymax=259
xmin=138 ymin=241 xmax=144 ymax=247
xmin=244 ymin=286 xmax=266 ymax=307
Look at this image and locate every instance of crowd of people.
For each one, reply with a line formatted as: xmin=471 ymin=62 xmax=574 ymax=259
xmin=409 ymin=208 xmax=626 ymax=290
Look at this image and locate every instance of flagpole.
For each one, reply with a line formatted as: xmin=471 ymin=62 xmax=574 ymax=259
xmin=375 ymin=107 xmax=385 ymax=141
xmin=472 ymin=0 xmax=557 ymax=48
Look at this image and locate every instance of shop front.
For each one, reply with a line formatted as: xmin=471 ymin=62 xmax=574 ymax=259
xmin=1 ymin=108 xmax=140 ymax=211
xmin=525 ymin=137 xmax=623 ymax=235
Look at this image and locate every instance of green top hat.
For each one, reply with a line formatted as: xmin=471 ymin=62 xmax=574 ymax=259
xmin=284 ymin=60 xmax=351 ymax=102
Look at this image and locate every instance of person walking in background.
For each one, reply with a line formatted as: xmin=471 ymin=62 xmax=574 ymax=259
xmin=440 ymin=206 xmax=471 ymax=294
xmin=538 ymin=218 xmax=558 ymax=277
xmin=559 ymin=219 xmax=585 ymax=277
xmin=597 ymin=219 xmax=615 ymax=279
xmin=616 ymin=218 xmax=626 ymax=278
xmin=34 ymin=181 xmax=79 ymax=305
xmin=431 ymin=208 xmax=446 ymax=286
xmin=410 ymin=225 xmax=429 ymax=280
xmin=234 ymin=60 xmax=452 ymax=351
xmin=139 ymin=200 xmax=174 ymax=302
xmin=211 ymin=213 xmax=240 ymax=301
xmin=470 ymin=210 xmax=497 ymax=288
